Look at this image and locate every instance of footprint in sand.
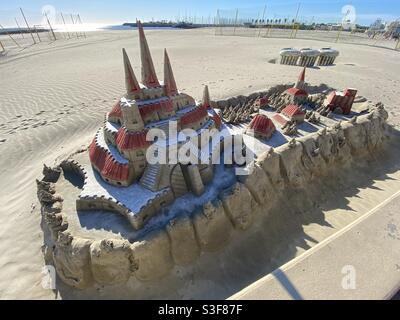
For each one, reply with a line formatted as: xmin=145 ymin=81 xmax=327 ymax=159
xmin=0 ymin=138 xmax=6 ymax=144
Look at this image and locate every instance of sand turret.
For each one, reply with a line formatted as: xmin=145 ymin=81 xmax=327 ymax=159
xmin=138 ymin=20 xmax=160 ymax=88
xmin=163 ymin=49 xmax=178 ymax=96
xmin=122 ymin=48 xmax=141 ymax=98
xmin=294 ymin=67 xmax=306 ymax=91
xmin=202 ymin=85 xmax=211 ymax=108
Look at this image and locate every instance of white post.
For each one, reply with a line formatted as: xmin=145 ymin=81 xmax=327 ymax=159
xmin=291 ymin=3 xmax=301 ymax=38
xmin=20 ymin=7 xmax=36 ymax=44
xmin=15 ymin=18 xmax=25 ymax=38
xmin=71 ymin=14 xmax=80 ymax=38
xmin=258 ymin=5 xmax=267 ymax=37
xmin=77 ymin=14 xmax=86 ymax=38
xmin=0 ymin=24 xmax=21 ymax=48
xmin=44 ymin=12 xmax=57 ymax=40
xmin=233 ymin=8 xmax=239 ymax=35
xmin=0 ymin=39 xmax=5 ymax=52
xmin=61 ymin=13 xmax=71 ymax=39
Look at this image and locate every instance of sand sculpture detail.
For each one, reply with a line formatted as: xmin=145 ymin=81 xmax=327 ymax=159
xmin=280 ymin=47 xmax=339 ymax=66
xmin=37 ymin=24 xmax=391 ymax=290
xmin=86 ymin=21 xmax=222 ymax=230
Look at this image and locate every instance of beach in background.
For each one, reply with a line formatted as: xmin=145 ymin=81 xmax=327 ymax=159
xmin=0 ymin=27 xmax=400 ymax=299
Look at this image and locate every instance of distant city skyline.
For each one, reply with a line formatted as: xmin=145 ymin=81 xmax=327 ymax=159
xmin=0 ymin=0 xmax=399 ymax=27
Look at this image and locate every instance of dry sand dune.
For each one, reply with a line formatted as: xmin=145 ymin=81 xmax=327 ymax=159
xmin=0 ymin=28 xmax=399 ymax=299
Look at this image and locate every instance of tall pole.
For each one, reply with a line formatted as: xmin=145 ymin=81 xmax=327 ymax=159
xmin=290 ymin=3 xmax=301 ymax=38
xmin=215 ymin=9 xmax=219 ymax=36
xmin=44 ymin=12 xmax=57 ymax=41
xmin=0 ymin=24 xmax=21 ymax=48
xmin=233 ymin=8 xmax=239 ymax=35
xmin=33 ymin=26 xmax=41 ymax=42
xmin=71 ymin=14 xmax=80 ymax=38
xmin=20 ymin=7 xmax=36 ymax=44
xmin=77 ymin=14 xmax=86 ymax=38
xmin=258 ymin=5 xmax=267 ymax=37
xmin=60 ymin=13 xmax=71 ymax=39
xmin=15 ymin=18 xmax=25 ymax=38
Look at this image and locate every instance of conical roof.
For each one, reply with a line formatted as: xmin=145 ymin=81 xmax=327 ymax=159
xmin=137 ymin=20 xmax=160 ymax=88
xmin=163 ymin=49 xmax=178 ymax=95
xmin=122 ymin=48 xmax=141 ymax=95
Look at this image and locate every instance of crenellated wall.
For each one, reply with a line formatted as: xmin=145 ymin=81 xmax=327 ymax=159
xmin=37 ymin=103 xmax=391 ymax=289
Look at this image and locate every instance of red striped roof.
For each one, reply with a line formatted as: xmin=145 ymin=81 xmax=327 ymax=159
xmin=208 ymin=107 xmax=222 ymax=129
xmin=273 ymin=114 xmax=288 ymax=126
xmin=139 ymin=99 xmax=173 ymax=118
xmin=89 ymin=139 xmax=130 ymax=181
xmin=116 ymin=127 xmax=150 ymax=150
xmin=180 ymin=105 xmax=208 ymax=126
xmin=285 ymin=87 xmax=308 ymax=96
xmin=281 ymin=104 xmax=305 ymax=117
xmin=248 ymin=114 xmax=276 ymax=135
xmin=109 ymin=101 xmax=122 ymax=119
xmin=255 ymin=97 xmax=269 ymax=107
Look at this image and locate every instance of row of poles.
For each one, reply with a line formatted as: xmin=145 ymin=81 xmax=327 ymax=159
xmin=215 ymin=3 xmax=301 ymax=39
xmin=0 ymin=8 xmax=86 ymax=52
xmin=214 ymin=5 xmax=400 ymax=50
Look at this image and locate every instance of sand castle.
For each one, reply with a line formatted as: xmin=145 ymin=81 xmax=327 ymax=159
xmin=85 ymin=21 xmax=222 ymax=230
xmin=36 ymin=25 xmax=392 ymax=290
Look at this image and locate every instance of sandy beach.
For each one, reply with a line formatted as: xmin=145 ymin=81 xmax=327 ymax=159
xmin=0 ymin=27 xmax=399 ymax=299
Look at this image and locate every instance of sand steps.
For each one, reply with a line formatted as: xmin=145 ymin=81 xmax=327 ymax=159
xmin=140 ymin=163 xmax=162 ymax=191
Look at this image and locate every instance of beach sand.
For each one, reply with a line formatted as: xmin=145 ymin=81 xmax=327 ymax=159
xmin=0 ymin=28 xmax=399 ymax=299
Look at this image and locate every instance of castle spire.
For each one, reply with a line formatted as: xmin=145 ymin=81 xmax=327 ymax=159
xmin=163 ymin=49 xmax=178 ymax=96
xmin=137 ymin=20 xmax=160 ymax=88
xmin=202 ymin=85 xmax=210 ymax=108
xmin=294 ymin=67 xmax=306 ymax=90
xmin=122 ymin=48 xmax=141 ymax=96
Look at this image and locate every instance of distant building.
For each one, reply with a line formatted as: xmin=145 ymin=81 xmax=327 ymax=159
xmin=254 ymin=97 xmax=269 ymax=108
xmin=281 ymin=104 xmax=305 ymax=123
xmin=280 ymin=67 xmax=309 ymax=106
xmin=245 ymin=114 xmax=276 ymax=139
xmin=324 ymin=88 xmax=357 ymax=115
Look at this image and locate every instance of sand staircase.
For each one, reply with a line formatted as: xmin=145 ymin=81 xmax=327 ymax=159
xmin=153 ymin=121 xmax=172 ymax=139
xmin=140 ymin=163 xmax=163 ymax=192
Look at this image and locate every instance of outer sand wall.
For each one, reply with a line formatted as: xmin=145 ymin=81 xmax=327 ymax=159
xmin=37 ymin=103 xmax=391 ymax=289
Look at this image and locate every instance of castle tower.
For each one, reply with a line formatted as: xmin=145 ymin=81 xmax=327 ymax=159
xmin=202 ymin=85 xmax=210 ymax=108
xmin=294 ymin=67 xmax=306 ymax=91
xmin=120 ymin=98 xmax=144 ymax=131
xmin=137 ymin=20 xmax=160 ymax=88
xmin=122 ymin=48 xmax=141 ymax=98
xmin=163 ymin=49 xmax=178 ymax=96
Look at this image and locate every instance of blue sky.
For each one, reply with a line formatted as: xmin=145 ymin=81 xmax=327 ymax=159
xmin=0 ymin=0 xmax=399 ymax=26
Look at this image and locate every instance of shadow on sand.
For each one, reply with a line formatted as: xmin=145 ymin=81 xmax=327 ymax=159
xmin=47 ymin=129 xmax=400 ymax=300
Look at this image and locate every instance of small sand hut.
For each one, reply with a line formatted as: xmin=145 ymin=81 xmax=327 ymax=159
xmin=245 ymin=114 xmax=276 ymax=139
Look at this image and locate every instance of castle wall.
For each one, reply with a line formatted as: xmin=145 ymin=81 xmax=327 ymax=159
xmin=185 ymin=164 xmax=205 ymax=196
xmin=39 ymin=103 xmax=391 ymax=288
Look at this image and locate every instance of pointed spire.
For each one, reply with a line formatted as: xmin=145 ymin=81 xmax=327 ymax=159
xmin=163 ymin=49 xmax=178 ymax=96
xmin=298 ymin=66 xmax=306 ymax=82
xmin=202 ymin=85 xmax=211 ymax=108
xmin=122 ymin=48 xmax=141 ymax=96
xmin=294 ymin=67 xmax=306 ymax=90
xmin=137 ymin=20 xmax=160 ymax=88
